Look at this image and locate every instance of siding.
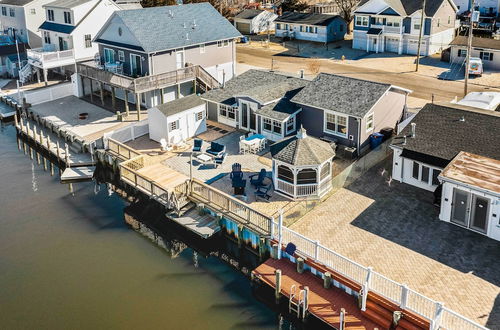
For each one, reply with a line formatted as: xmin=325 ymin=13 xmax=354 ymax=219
xmin=207 ymin=101 xmax=218 ymax=121
xmin=98 ymin=44 xmax=149 ymax=76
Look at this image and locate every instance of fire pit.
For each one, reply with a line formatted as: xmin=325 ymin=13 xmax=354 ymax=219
xmin=79 ymin=112 xmax=89 ymax=120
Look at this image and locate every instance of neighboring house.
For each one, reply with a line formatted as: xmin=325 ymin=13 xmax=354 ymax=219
xmin=449 ymin=36 xmax=500 ymax=70
xmin=390 ymin=102 xmax=500 ymax=193
xmin=24 ymin=0 xmax=120 ymax=83
xmin=353 ymin=0 xmax=459 ymax=55
xmin=0 ymin=34 xmax=28 ymax=76
xmin=453 ymin=0 xmax=499 ymax=15
xmin=453 ymin=91 xmax=500 ymax=111
xmin=438 ymin=151 xmax=500 ymax=241
xmin=310 ymin=2 xmax=340 ymax=14
xmin=148 ymin=94 xmax=206 ymax=145
xmin=113 ymin=0 xmax=141 ymax=10
xmin=233 ymin=9 xmax=277 ymax=34
xmin=201 ymin=69 xmax=307 ymax=142
xmin=76 ymin=3 xmax=240 ymax=110
xmin=0 ymin=0 xmax=55 ymax=49
xmin=275 ymin=12 xmax=347 ymax=43
xmin=291 ymin=73 xmax=411 ymax=154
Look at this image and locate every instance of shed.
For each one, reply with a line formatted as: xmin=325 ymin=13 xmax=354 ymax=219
xmin=270 ymin=127 xmax=335 ymax=199
xmin=147 ymin=95 xmax=206 ymax=145
xmin=449 ymin=36 xmax=500 ymax=71
xmin=233 ymin=9 xmax=278 ymax=34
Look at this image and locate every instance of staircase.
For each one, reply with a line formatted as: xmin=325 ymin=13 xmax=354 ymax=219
xmin=19 ymin=62 xmax=33 ymax=84
xmin=289 ymin=285 xmax=308 ymax=320
xmin=194 ymin=65 xmax=221 ymax=91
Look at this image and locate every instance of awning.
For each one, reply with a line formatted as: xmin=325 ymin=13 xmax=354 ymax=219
xmin=39 ymin=21 xmax=76 ymax=35
xmin=366 ymin=28 xmax=383 ymax=35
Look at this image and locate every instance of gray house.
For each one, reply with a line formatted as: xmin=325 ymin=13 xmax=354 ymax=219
xmin=275 ymin=12 xmax=347 ymax=43
xmin=291 ymin=73 xmax=411 ymax=154
xmin=76 ymin=3 xmax=241 ymax=110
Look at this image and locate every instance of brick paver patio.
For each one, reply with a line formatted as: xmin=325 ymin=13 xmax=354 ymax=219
xmin=291 ymin=157 xmax=500 ymax=327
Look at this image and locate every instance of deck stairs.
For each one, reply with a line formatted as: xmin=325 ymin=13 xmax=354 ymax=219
xmin=19 ymin=62 xmax=34 ymax=84
xmin=289 ymin=285 xmax=308 ymax=320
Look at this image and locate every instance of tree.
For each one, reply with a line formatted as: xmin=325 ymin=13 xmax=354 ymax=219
xmin=333 ymin=0 xmax=359 ymax=33
xmin=280 ymin=0 xmax=309 ymax=13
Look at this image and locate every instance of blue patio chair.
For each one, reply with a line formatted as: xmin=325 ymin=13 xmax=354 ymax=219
xmin=192 ymin=139 xmax=203 ymax=152
xmin=213 ymin=152 xmax=227 ymax=168
xmin=255 ymin=183 xmax=272 ymax=201
xmin=206 ymin=142 xmax=226 ymax=158
xmin=250 ymin=169 xmax=267 ymax=188
xmin=285 ymin=242 xmax=296 ymax=256
xmin=230 ymin=163 xmax=243 ymax=182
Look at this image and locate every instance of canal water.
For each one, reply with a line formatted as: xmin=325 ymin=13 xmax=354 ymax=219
xmin=0 ymin=122 xmax=282 ymax=329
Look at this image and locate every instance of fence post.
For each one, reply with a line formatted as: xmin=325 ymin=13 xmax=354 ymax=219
xmin=270 ymin=216 xmax=275 ymax=240
xmin=361 ymin=267 xmax=372 ymax=311
xmin=400 ymin=284 xmax=409 ymax=309
xmin=277 ymin=209 xmax=283 ymax=260
xmin=430 ymin=302 xmax=443 ymax=330
xmin=314 ymin=240 xmax=319 ymax=260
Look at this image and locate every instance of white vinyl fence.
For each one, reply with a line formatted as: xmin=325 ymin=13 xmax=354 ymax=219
xmin=103 ymin=119 xmax=148 ymax=148
xmin=22 ymin=82 xmax=73 ymax=105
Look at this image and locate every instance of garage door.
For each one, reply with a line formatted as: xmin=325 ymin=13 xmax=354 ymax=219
xmin=237 ymin=22 xmax=251 ymax=34
xmin=385 ymin=37 xmax=399 ymax=53
xmin=406 ymin=39 xmax=428 ymax=55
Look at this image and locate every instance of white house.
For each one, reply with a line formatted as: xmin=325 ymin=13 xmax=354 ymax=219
xmin=439 ymin=151 xmax=500 ymax=241
xmin=233 ymin=9 xmax=277 ymax=34
xmin=353 ymin=0 xmax=459 ymax=55
xmin=275 ymin=12 xmax=347 ymax=43
xmin=449 ymin=36 xmax=500 ymax=71
xmin=24 ymin=0 xmax=120 ymax=83
xmin=453 ymin=0 xmax=500 ymax=15
xmin=148 ymin=94 xmax=207 ymax=145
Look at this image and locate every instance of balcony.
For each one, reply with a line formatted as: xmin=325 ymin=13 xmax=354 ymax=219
xmin=27 ymin=46 xmax=75 ymax=69
xmin=371 ymin=24 xmax=402 ymax=35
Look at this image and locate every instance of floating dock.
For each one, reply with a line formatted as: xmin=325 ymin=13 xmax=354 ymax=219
xmin=0 ymin=101 xmax=16 ymax=119
xmin=170 ymin=208 xmax=221 ymax=239
xmin=60 ymin=166 xmax=96 ymax=183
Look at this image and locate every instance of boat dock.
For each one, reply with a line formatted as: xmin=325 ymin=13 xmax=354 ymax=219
xmin=170 ymin=207 xmax=221 ymax=239
xmin=0 ymin=101 xmax=16 ymax=119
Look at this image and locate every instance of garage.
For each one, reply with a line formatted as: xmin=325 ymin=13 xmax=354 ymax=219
xmin=236 ymin=21 xmax=251 ymax=34
xmin=406 ymin=39 xmax=428 ymax=55
xmin=385 ymin=37 xmax=399 ymax=53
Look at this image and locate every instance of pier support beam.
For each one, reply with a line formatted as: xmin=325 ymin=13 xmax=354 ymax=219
xmin=43 ymin=69 xmax=48 ymax=87
xmin=177 ymin=83 xmax=181 ymax=99
xmin=89 ymin=78 xmax=94 ymax=103
xmin=111 ymin=87 xmax=116 ymax=110
xmin=275 ymin=269 xmax=282 ymax=303
xmin=80 ymin=75 xmax=85 ymax=97
xmin=237 ymin=224 xmax=244 ymax=248
xmin=124 ymin=90 xmax=130 ymax=117
xmin=193 ymin=79 xmax=197 ymax=94
xmin=99 ymin=82 xmax=105 ymax=106
xmin=136 ymin=93 xmax=141 ymax=121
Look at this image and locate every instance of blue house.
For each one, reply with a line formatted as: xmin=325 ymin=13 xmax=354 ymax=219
xmin=275 ymin=12 xmax=346 ymax=43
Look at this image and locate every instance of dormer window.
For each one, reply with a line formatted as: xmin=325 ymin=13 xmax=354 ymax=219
xmin=47 ymin=9 xmax=54 ymax=21
xmin=64 ymin=11 xmax=72 ymax=24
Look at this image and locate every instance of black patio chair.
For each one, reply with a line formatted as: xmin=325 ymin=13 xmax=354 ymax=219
xmin=192 ymin=139 xmax=203 ymax=152
xmin=206 ymin=142 xmax=226 ymax=158
xmin=250 ymin=169 xmax=267 ymax=188
xmin=255 ymin=183 xmax=272 ymax=201
xmin=230 ymin=163 xmax=243 ymax=182
xmin=213 ymin=152 xmax=227 ymax=168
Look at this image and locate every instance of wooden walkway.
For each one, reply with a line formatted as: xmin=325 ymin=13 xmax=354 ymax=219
xmin=253 ymin=258 xmax=379 ymax=330
xmin=137 ymin=162 xmax=188 ymax=188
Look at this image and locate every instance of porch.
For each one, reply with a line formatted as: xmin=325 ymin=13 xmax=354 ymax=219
xmin=27 ymin=48 xmax=75 ymax=70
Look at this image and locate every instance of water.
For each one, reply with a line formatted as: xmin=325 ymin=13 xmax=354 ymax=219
xmin=0 ymin=123 xmax=280 ymax=329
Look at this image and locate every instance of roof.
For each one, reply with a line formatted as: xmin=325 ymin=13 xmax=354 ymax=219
xmin=357 ymin=0 xmax=453 ymax=17
xmin=255 ymin=89 xmax=302 ymax=120
xmin=0 ymin=0 xmax=35 ymax=6
xmin=235 ymin=9 xmax=265 ymax=20
xmin=44 ymin=0 xmax=93 ymax=8
xmin=107 ymin=3 xmax=241 ymax=53
xmin=392 ymin=103 xmax=500 ymax=168
xmin=201 ymin=69 xmax=307 ymax=105
xmin=39 ymin=21 xmax=76 ymax=34
xmin=440 ymin=152 xmax=500 ymax=196
xmin=450 ymin=36 xmax=500 ymax=51
xmin=291 ymin=73 xmax=395 ymax=118
xmin=456 ymin=92 xmax=500 ymax=111
xmin=270 ymin=128 xmax=335 ymax=166
xmin=275 ymin=12 xmax=343 ymax=26
xmin=155 ymin=94 xmax=205 ymax=117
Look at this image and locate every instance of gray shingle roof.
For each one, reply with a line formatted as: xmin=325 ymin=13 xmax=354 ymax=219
xmin=393 ymin=103 xmax=500 ymax=168
xmin=357 ymin=0 xmax=453 ymax=17
xmin=155 ymin=94 xmax=204 ymax=117
xmin=235 ymin=9 xmax=264 ymax=20
xmin=111 ymin=3 xmax=241 ymax=53
xmin=291 ymin=73 xmax=392 ymax=118
xmin=270 ymin=129 xmax=335 ymax=166
xmin=45 ymin=0 xmax=93 ymax=8
xmin=275 ymin=12 xmax=343 ymax=26
xmin=450 ymin=36 xmax=500 ymax=51
xmin=201 ymin=69 xmax=307 ymax=105
xmin=255 ymin=89 xmax=302 ymax=120
xmin=0 ymin=0 xmax=35 ymax=6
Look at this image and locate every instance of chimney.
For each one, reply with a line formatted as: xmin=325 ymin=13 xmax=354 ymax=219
xmin=410 ymin=123 xmax=416 ymax=138
xmin=299 ymin=69 xmax=304 ymax=79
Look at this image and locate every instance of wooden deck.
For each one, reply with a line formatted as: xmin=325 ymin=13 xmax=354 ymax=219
xmin=253 ymin=258 xmax=379 ymax=330
xmin=170 ymin=208 xmax=220 ymax=238
xmin=137 ymin=163 xmax=188 ymax=189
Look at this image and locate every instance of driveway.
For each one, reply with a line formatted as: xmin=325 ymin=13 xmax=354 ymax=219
xmin=290 ymin=157 xmax=500 ymax=327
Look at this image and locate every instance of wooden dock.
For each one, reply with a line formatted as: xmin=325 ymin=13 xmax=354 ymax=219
xmin=170 ymin=208 xmax=220 ymax=239
xmin=0 ymin=102 xmax=16 ymax=119
xmin=253 ymin=258 xmax=379 ymax=330
xmin=60 ymin=166 xmax=95 ymax=183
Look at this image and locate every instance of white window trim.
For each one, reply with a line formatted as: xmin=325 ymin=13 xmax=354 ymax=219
xmin=118 ymin=50 xmax=125 ymax=62
xmin=355 ymin=15 xmax=369 ymax=27
xmin=366 ymin=113 xmax=374 ymax=132
xmin=218 ymin=104 xmax=236 ymax=121
xmin=169 ymin=120 xmax=179 ymax=131
xmin=286 ymin=116 xmax=295 ymax=134
xmin=410 ymin=160 xmax=442 ymax=186
xmin=323 ymin=110 xmax=348 ymax=137
xmin=104 ymin=48 xmax=115 ymax=63
xmin=217 ymin=40 xmax=223 ymax=48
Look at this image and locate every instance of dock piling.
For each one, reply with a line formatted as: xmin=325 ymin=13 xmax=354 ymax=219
xmin=323 ymin=272 xmax=332 ymax=289
xmin=275 ymin=269 xmax=282 ymax=303
xmin=339 ymin=308 xmax=346 ymax=330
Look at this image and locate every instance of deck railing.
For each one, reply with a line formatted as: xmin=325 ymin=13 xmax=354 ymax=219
xmin=28 ymin=48 xmax=75 ymax=68
xmin=107 ymin=138 xmax=141 ymax=161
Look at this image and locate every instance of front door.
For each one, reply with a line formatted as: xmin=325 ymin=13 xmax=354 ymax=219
xmin=240 ymin=102 xmax=249 ymax=130
xmin=176 ymin=50 xmax=184 ymax=69
xmin=58 ymin=37 xmax=65 ymax=51
xmin=451 ymin=188 xmax=469 ymax=226
xmin=451 ymin=188 xmax=490 ymax=234
xmin=470 ymin=195 xmax=489 ymax=233
xmin=130 ymin=54 xmax=142 ymax=76
xmin=249 ymin=107 xmax=256 ymax=131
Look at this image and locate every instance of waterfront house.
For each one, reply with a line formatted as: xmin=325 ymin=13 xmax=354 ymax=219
xmin=201 ymin=69 xmax=307 ymax=142
xmin=233 ymin=9 xmax=277 ymax=35
xmin=76 ymin=3 xmax=240 ymax=110
xmin=449 ymin=36 xmax=500 ymax=71
xmin=0 ymin=34 xmax=28 ymax=77
xmin=453 ymin=0 xmax=499 ymax=15
xmin=147 ymin=94 xmax=206 ymax=145
xmin=25 ymin=0 xmax=120 ymax=83
xmin=352 ymin=0 xmax=459 ymax=55
xmin=291 ymin=73 xmax=411 ymax=155
xmin=275 ymin=12 xmax=347 ymax=43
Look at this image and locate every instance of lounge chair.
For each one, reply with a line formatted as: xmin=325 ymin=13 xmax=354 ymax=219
xmin=250 ymin=169 xmax=267 ymax=188
xmin=213 ymin=152 xmax=227 ymax=168
xmin=255 ymin=183 xmax=272 ymax=201
xmin=206 ymin=142 xmax=226 ymax=158
xmin=192 ymin=139 xmax=203 ymax=152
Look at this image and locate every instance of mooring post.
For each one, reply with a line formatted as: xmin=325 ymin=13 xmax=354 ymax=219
xmin=339 ymin=308 xmax=346 ymax=330
xmin=65 ymin=144 xmax=70 ymax=165
xmin=258 ymin=237 xmax=266 ymax=262
xmin=303 ymin=286 xmax=309 ymax=320
xmin=323 ymin=272 xmax=332 ymax=289
xmin=275 ymin=269 xmax=282 ymax=303
xmin=56 ymin=141 xmax=60 ymax=160
xmin=277 ymin=209 xmax=283 ymax=259
xmin=297 ymin=257 xmax=304 ymax=274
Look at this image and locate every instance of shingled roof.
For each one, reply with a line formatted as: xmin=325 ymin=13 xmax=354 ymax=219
xmin=270 ymin=128 xmax=335 ymax=166
xmin=357 ymin=0 xmax=456 ymax=17
xmin=392 ymin=103 xmax=500 ymax=168
xmin=275 ymin=12 xmax=343 ymax=26
xmin=450 ymin=36 xmax=500 ymax=51
xmin=291 ymin=73 xmax=401 ymax=118
xmin=155 ymin=94 xmax=204 ymax=117
xmin=235 ymin=9 xmax=264 ymax=20
xmin=105 ymin=3 xmax=241 ymax=53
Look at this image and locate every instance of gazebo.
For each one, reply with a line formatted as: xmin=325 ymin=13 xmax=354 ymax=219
xmin=270 ymin=127 xmax=335 ymax=199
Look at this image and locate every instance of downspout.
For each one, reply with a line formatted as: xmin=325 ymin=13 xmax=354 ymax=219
xmin=357 ymin=118 xmax=361 ymax=156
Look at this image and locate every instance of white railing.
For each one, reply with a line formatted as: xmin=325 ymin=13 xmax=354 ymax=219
xmin=371 ymin=24 xmax=402 ymax=34
xmin=27 ymin=48 xmax=75 ymax=68
xmin=22 ymin=82 xmax=74 ymax=105
xmin=276 ymin=179 xmax=320 ymax=199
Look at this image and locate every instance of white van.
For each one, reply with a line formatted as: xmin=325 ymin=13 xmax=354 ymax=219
xmin=468 ymin=57 xmax=483 ymax=76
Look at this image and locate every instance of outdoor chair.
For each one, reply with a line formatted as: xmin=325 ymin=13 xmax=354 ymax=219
xmin=230 ymin=163 xmax=244 ymax=182
xmin=213 ymin=152 xmax=227 ymax=168
xmin=207 ymin=142 xmax=226 ymax=158
xmin=250 ymin=169 xmax=267 ymax=188
xmin=255 ymin=183 xmax=272 ymax=201
xmin=192 ymin=139 xmax=203 ymax=152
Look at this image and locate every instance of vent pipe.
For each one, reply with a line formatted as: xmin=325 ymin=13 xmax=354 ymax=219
xmin=410 ymin=123 xmax=416 ymax=138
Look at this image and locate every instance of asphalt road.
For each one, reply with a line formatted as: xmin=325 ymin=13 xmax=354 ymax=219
xmin=236 ymin=46 xmax=499 ymax=102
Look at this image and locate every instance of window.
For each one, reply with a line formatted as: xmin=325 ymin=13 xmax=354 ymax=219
xmin=432 ymin=170 xmax=440 ymax=186
xmin=195 ymin=111 xmax=203 ymax=121
xmin=30 ymin=8 xmax=36 ymax=14
xmin=64 ymin=11 xmax=71 ymax=24
xmin=84 ymin=34 xmax=92 ymax=48
xmin=272 ymin=120 xmax=281 ymax=134
xmin=339 ymin=24 xmax=344 ymax=32
xmin=169 ymin=120 xmax=179 ymax=131
xmin=277 ymin=165 xmax=294 ymax=183
xmin=355 ymin=16 xmax=369 ymax=27
xmin=263 ymin=118 xmax=282 ymax=134
xmin=118 ymin=50 xmax=124 ymax=62
xmin=286 ymin=116 xmax=295 ymax=133
xmin=297 ymin=169 xmax=317 ymax=184
xmin=374 ymin=17 xmax=384 ymax=25
xmin=437 ymin=18 xmax=440 ymax=27
xmin=447 ymin=16 xmax=451 ymax=25
xmin=480 ymin=51 xmax=493 ymax=61
xmin=413 ymin=23 xmax=421 ymax=30
xmin=9 ymin=8 xmax=15 ymax=17
xmin=118 ymin=27 xmax=122 ymax=36
xmin=217 ymin=40 xmax=223 ymax=48
xmin=299 ymin=26 xmax=303 ymax=32
xmin=325 ymin=112 xmax=347 ymax=136
xmin=366 ymin=113 xmax=374 ymax=131
xmin=263 ymin=118 xmax=272 ymax=132
xmin=103 ymin=48 xmax=115 ymax=63
xmin=421 ymin=166 xmax=430 ymax=183
xmin=199 ymin=43 xmax=205 ymax=53
xmin=458 ymin=49 xmax=467 ymax=57
xmin=43 ymin=31 xmax=51 ymax=44
xmin=276 ymin=23 xmax=281 ymax=30
xmin=223 ymin=39 xmax=229 ymax=47
xmin=218 ymin=104 xmax=236 ymax=120
xmin=1 ymin=7 xmax=6 ymax=16
xmin=412 ymin=161 xmax=419 ymax=179
xmin=386 ymin=18 xmax=400 ymax=27
xmin=47 ymin=9 xmax=54 ymax=21
xmin=412 ymin=161 xmax=441 ymax=186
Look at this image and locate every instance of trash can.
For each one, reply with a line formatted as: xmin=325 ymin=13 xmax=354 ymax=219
xmin=369 ymin=132 xmax=384 ymax=149
xmin=379 ymin=127 xmax=394 ymax=141
xmin=240 ymin=36 xmax=249 ymax=43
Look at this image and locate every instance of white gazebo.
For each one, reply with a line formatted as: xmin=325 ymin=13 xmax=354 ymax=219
xmin=270 ymin=127 xmax=335 ymax=199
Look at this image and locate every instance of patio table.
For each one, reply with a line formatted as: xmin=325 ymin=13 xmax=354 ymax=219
xmin=196 ymin=153 xmax=213 ymax=163
xmin=245 ymin=134 xmax=266 ymax=141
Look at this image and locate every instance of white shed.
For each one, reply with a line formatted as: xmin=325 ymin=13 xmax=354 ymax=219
xmin=439 ymin=151 xmax=500 ymax=241
xmin=233 ymin=9 xmax=277 ymax=34
xmin=148 ymin=95 xmax=207 ymax=145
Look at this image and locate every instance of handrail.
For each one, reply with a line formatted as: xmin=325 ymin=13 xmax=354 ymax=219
xmin=107 ymin=137 xmax=141 ymax=160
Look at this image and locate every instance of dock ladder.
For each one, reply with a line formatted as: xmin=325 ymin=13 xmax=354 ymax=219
xmin=288 ymin=285 xmax=308 ymax=319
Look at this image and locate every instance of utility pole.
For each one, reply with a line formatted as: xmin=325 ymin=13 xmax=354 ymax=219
xmin=415 ymin=0 xmax=427 ymax=71
xmin=464 ymin=0 xmax=476 ymax=96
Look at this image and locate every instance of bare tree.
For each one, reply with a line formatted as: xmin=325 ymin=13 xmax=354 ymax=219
xmin=333 ymin=0 xmax=360 ymax=33
xmin=307 ymin=58 xmax=321 ymax=75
